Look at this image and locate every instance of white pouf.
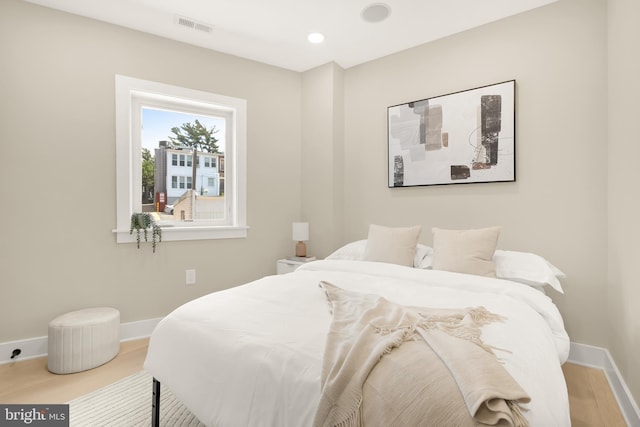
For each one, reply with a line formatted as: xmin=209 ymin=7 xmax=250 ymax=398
xmin=47 ymin=307 xmax=120 ymax=374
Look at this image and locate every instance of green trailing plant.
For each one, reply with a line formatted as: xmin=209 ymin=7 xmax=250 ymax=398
xmin=129 ymin=213 xmax=162 ymax=252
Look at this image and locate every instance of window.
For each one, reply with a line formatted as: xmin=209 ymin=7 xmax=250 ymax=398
xmin=173 ymin=176 xmax=194 ymax=189
xmin=115 ymin=75 xmax=247 ymax=242
xmin=203 ymin=156 xmax=218 ymax=168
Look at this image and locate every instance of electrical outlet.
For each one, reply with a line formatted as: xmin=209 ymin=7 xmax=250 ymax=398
xmin=186 ymin=269 xmax=196 ymax=285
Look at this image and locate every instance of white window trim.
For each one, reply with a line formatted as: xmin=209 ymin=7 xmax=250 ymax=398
xmin=114 ymin=75 xmax=248 ymax=243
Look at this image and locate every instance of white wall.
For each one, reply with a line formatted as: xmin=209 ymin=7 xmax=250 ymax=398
xmin=338 ymin=0 xmax=608 ymax=349
xmin=607 ymin=0 xmax=640 ymax=405
xmin=0 ymin=0 xmax=303 ymax=342
xmin=301 ymin=63 xmax=345 ymax=257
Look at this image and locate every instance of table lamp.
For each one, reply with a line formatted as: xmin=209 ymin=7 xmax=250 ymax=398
xmin=292 ymin=222 xmax=309 ymax=257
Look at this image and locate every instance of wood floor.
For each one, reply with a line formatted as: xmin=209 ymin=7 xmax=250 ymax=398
xmin=562 ymin=362 xmax=628 ymax=427
xmin=0 ymin=338 xmax=628 ymax=426
xmin=0 ymin=339 xmax=149 ymax=405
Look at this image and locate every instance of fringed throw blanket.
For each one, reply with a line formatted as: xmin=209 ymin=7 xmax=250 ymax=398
xmin=313 ymin=282 xmax=530 ymax=427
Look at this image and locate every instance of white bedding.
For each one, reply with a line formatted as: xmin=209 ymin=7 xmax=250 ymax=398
xmin=144 ymin=260 xmax=571 ymax=427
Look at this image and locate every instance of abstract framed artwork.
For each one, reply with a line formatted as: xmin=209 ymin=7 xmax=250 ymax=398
xmin=388 ymin=80 xmax=515 ymax=187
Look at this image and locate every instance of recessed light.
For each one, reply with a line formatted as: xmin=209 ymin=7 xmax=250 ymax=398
xmin=307 ymin=32 xmax=324 ymax=43
xmin=361 ymin=3 xmax=391 ymax=23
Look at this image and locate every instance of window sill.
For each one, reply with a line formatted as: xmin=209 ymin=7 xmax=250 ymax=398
xmin=113 ymin=225 xmax=249 ymax=243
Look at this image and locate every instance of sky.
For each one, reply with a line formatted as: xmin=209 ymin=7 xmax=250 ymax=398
xmin=141 ymin=107 xmax=226 ymax=153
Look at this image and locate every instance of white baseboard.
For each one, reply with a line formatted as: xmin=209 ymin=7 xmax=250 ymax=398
xmin=0 ymin=317 xmax=162 ymax=365
xmin=2 ymin=327 xmax=638 ymax=425
xmin=0 ymin=336 xmax=49 ymax=364
xmin=119 ymin=317 xmax=163 ymax=342
xmin=568 ymin=342 xmax=640 ymax=426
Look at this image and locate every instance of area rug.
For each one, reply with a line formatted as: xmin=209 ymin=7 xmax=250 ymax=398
xmin=68 ymin=371 xmax=205 ymax=426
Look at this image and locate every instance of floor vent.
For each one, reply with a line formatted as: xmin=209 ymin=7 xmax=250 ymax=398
xmin=175 ymin=15 xmax=213 ymax=33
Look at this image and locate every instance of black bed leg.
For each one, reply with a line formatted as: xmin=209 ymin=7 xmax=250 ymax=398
xmin=152 ymin=377 xmax=161 ymax=427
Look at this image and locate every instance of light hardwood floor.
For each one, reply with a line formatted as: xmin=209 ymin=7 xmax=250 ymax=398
xmin=0 ymin=338 xmax=628 ymax=426
xmin=562 ymin=362 xmax=628 ymax=427
xmin=0 ymin=339 xmax=149 ymax=405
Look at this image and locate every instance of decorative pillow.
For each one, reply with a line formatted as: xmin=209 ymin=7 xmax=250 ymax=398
xmin=327 ymin=239 xmax=431 ymax=267
xmin=418 ymin=249 xmax=565 ymax=293
xmin=493 ymin=250 xmax=565 ymax=293
xmin=363 ymin=224 xmax=422 ymax=267
xmin=431 ymin=227 xmax=501 ymax=277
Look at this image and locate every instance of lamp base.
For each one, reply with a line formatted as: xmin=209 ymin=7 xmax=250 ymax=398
xmin=295 ymin=241 xmax=307 ymax=257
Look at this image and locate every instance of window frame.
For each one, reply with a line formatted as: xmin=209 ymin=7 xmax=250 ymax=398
xmin=114 ymin=75 xmax=248 ymax=243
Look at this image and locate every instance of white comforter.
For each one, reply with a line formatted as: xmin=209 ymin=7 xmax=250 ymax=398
xmin=144 ymin=260 xmax=570 ymax=427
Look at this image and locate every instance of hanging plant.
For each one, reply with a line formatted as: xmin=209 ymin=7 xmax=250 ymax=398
xmin=130 ymin=213 xmax=162 ymax=252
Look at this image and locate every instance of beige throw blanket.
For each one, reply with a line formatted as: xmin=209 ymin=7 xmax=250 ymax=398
xmin=313 ymin=282 xmax=530 ymax=427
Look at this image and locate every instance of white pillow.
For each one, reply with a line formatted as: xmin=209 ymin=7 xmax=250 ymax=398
xmin=415 ymin=244 xmax=433 ymax=267
xmin=363 ymin=224 xmax=422 ymax=267
xmin=418 ymin=249 xmax=565 ymax=293
xmin=431 ymin=227 xmax=501 ymax=278
xmin=325 ymin=239 xmax=368 ymax=261
xmin=326 ymin=239 xmax=431 ymax=267
xmin=493 ymin=250 xmax=565 ymax=293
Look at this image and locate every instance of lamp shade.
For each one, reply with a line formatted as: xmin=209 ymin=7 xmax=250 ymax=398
xmin=292 ymin=222 xmax=309 ymax=241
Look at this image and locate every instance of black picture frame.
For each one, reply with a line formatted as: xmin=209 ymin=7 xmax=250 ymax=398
xmin=388 ymin=80 xmax=516 ymax=187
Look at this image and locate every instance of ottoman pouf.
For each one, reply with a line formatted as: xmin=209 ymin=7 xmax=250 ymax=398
xmin=47 ymin=307 xmax=120 ymax=374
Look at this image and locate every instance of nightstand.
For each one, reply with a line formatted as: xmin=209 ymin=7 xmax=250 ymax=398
xmin=276 ymin=257 xmax=316 ymax=274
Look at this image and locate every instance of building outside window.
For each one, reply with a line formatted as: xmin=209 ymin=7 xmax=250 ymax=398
xmin=163 ymin=148 xmax=221 ymax=200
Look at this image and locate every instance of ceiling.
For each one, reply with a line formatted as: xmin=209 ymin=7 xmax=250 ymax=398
xmin=23 ymin=0 xmax=557 ymax=72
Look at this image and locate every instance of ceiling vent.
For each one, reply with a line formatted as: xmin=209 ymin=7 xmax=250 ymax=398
xmin=175 ymin=15 xmax=213 ymax=33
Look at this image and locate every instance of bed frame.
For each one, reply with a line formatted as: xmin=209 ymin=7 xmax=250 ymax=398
xmin=152 ymin=377 xmax=161 ymax=427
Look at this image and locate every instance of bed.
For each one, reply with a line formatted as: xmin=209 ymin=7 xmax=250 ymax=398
xmin=144 ymin=227 xmax=570 ymax=427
